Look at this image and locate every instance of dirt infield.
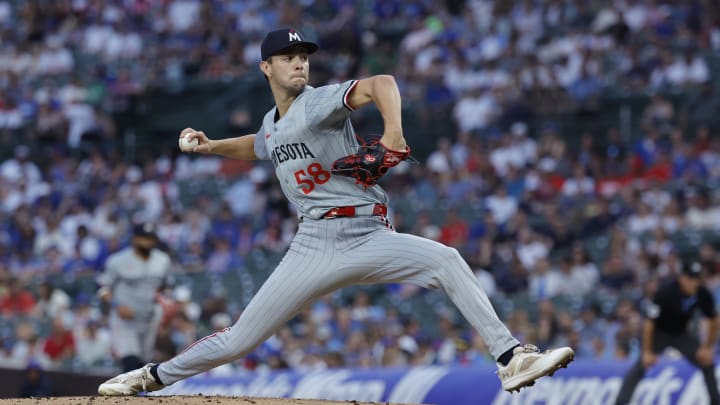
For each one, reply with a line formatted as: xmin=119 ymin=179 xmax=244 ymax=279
xmin=0 ymin=396 xmax=416 ymax=405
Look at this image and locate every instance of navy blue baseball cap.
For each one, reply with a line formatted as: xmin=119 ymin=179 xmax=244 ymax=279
xmin=681 ymin=261 xmax=703 ymax=278
xmin=133 ymin=223 xmax=157 ymax=238
xmin=261 ymin=28 xmax=318 ymax=61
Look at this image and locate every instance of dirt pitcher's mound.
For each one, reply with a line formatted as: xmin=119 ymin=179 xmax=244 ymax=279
xmin=0 ymin=396 xmax=418 ymax=405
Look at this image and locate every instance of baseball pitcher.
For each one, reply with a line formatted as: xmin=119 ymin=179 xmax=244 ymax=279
xmin=99 ymin=28 xmax=573 ymax=396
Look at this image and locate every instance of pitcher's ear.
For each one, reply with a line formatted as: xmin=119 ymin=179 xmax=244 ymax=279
xmin=260 ymin=59 xmax=272 ymax=77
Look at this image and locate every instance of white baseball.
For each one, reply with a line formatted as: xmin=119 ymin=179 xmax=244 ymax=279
xmin=179 ymin=133 xmax=199 ymax=152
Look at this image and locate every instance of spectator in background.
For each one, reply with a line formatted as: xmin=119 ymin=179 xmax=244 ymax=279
xmin=644 ymin=228 xmax=674 ymax=261
xmin=179 ymin=210 xmax=211 ymax=248
xmin=640 ymin=182 xmax=672 ymax=215
xmin=256 ymin=224 xmax=291 ymax=254
xmin=1 ymin=145 xmax=42 ymax=184
xmin=118 ymin=165 xmax=164 ymax=223
xmin=496 ymin=261 xmax=529 ymax=296
xmin=452 ymin=86 xmax=498 ymax=133
xmin=172 ymin=286 xmax=201 ymax=323
xmin=536 ymin=300 xmax=561 ymax=350
xmin=109 ymin=68 xmax=144 ymax=112
xmin=515 ymin=227 xmax=550 ymax=273
xmin=210 ymin=203 xmax=241 ymax=248
xmin=604 ymin=127 xmax=627 ymax=174
xmin=485 ymin=184 xmax=518 ymax=226
xmin=509 ymin=122 xmax=537 ymax=166
xmin=73 ymin=318 xmax=112 ymax=368
xmin=63 ymin=90 xmax=96 ymax=149
xmin=75 ymin=225 xmax=102 ymax=268
xmin=42 ymin=318 xmax=75 ymax=365
xmin=34 ymin=281 xmax=70 ymax=319
xmin=685 ymin=189 xmax=718 ymax=230
xmin=568 ymin=244 xmax=600 ymax=295
xmin=529 ymin=258 xmax=563 ymax=299
xmin=350 ymin=291 xmax=384 ymax=323
xmin=582 ymin=198 xmax=618 ymax=237
xmin=673 ymin=141 xmax=708 ymax=180
xmin=641 ymin=94 xmax=675 ymax=131
xmin=33 ymin=216 xmax=73 ymax=259
xmin=10 ymin=323 xmax=50 ymax=369
xmin=567 ymin=61 xmax=603 ymax=112
xmin=19 ymin=361 xmax=53 ymax=397
xmin=0 ymin=278 xmax=36 ymax=316
xmin=36 ymin=36 xmax=74 ymax=76
xmin=439 ymin=211 xmax=469 ymax=248
xmin=103 ymin=23 xmax=143 ymax=62
xmin=659 ymin=199 xmax=684 ymax=233
xmin=601 ymin=254 xmax=635 ymax=290
xmin=206 ymin=238 xmax=239 ymax=273
xmin=426 ymin=137 xmax=453 ymax=175
xmin=562 ymin=165 xmax=596 ymax=199
xmin=450 ymin=132 xmax=472 ymax=169
xmin=491 ymin=133 xmax=525 ymax=178
xmin=634 ymin=128 xmax=663 ymax=170
xmin=627 ymin=202 xmax=659 ymax=235
xmin=33 ymin=101 xmax=67 ymax=144
xmin=176 ymin=241 xmax=206 ymax=273
xmin=554 ymin=258 xmax=590 ymax=298
xmin=411 ymin=212 xmax=441 ymax=242
xmin=665 ymin=48 xmax=709 ymax=87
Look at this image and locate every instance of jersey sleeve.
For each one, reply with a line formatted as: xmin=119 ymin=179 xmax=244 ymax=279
xmin=253 ymin=124 xmax=269 ymax=160
xmin=698 ymin=287 xmax=718 ymax=318
xmin=305 ymin=79 xmax=359 ymax=130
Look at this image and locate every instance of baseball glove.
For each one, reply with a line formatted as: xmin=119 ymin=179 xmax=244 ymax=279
xmin=331 ymin=139 xmax=411 ymax=188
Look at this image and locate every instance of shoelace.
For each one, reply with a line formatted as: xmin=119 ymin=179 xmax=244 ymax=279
xmin=497 ymin=344 xmax=541 ymax=378
xmin=518 ymin=344 xmax=539 ymax=353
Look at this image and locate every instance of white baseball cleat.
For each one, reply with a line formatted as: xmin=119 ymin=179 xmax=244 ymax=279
xmin=497 ymin=344 xmax=574 ymax=393
xmin=98 ymin=363 xmax=164 ymax=396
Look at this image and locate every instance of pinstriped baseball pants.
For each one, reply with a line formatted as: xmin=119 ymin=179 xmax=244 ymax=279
xmin=158 ymin=215 xmax=519 ymax=384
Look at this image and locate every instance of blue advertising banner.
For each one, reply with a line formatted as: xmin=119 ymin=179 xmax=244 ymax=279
xmin=153 ymin=358 xmax=719 ymax=404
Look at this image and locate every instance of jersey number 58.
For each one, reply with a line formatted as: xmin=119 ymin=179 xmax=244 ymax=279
xmin=294 ymin=162 xmax=331 ymax=194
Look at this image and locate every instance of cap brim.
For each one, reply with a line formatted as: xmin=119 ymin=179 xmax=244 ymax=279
xmin=268 ymin=42 xmax=318 ymax=58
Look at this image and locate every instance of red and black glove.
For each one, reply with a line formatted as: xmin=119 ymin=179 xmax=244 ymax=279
xmin=331 ymin=140 xmax=411 ymax=188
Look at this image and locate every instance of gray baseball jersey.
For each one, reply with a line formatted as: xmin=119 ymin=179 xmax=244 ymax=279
xmin=254 ymin=80 xmax=388 ymax=219
xmin=100 ymin=248 xmax=171 ymax=320
xmin=100 ymin=247 xmax=170 ymax=360
xmin=155 ymin=79 xmax=520 ymax=386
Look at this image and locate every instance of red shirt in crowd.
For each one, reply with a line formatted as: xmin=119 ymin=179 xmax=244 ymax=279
xmin=43 ymin=330 xmax=75 ymax=360
xmin=0 ymin=291 xmax=36 ymax=316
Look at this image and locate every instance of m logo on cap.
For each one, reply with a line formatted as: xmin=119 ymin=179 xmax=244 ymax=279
xmin=261 ymin=28 xmax=318 ymax=61
xmin=288 ymin=31 xmax=302 ymax=42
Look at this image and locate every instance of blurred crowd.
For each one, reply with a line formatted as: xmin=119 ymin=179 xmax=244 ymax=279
xmin=1 ymin=0 xmax=720 ymax=147
xmin=0 ymin=0 xmax=719 ymax=378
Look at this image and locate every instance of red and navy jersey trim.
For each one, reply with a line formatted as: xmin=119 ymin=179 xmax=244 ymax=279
xmin=343 ymin=80 xmax=359 ymax=112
